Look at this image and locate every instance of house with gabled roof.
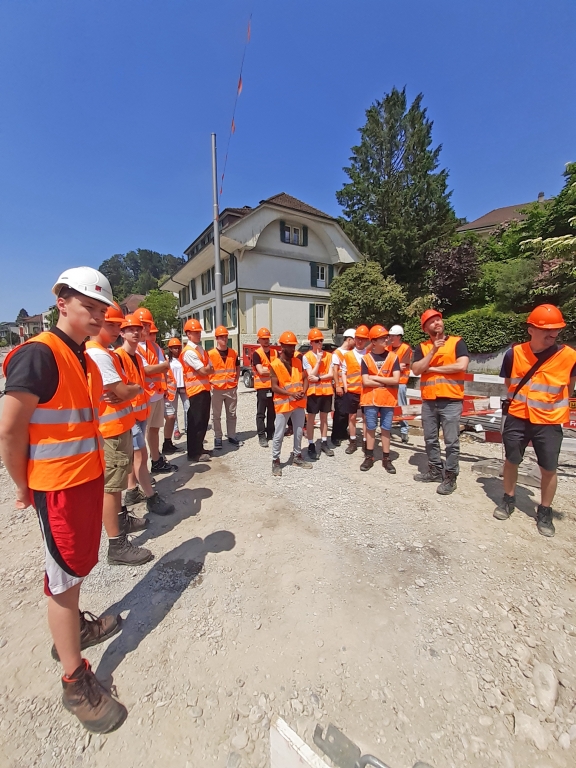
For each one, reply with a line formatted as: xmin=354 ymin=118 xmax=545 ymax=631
xmin=160 ymin=192 xmax=362 ymax=350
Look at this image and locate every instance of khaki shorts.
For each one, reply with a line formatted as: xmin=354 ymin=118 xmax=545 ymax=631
xmin=103 ymin=430 xmax=134 ymax=493
xmin=148 ymin=397 xmax=165 ymax=429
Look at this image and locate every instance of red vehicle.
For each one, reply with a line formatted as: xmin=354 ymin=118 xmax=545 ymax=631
xmin=240 ymin=343 xmax=282 ymax=388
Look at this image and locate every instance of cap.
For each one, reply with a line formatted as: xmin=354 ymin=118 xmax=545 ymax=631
xmin=214 ymin=325 xmax=229 ymax=337
xmin=355 ymin=325 xmax=370 ymax=340
xmin=257 ymin=327 xmax=271 ymax=339
xmin=420 ymin=309 xmax=443 ymax=330
xmin=167 ymin=337 xmax=182 ymax=348
xmin=526 ymin=304 xmax=566 ymax=329
xmin=278 ymin=330 xmax=298 ymax=345
xmin=343 ymin=328 xmax=356 ymax=338
xmin=388 ymin=324 xmax=404 ymax=336
xmin=120 ymin=314 xmax=144 ymax=330
xmin=184 ymin=318 xmax=203 ymax=332
xmin=369 ymin=324 xmax=388 ymax=340
xmin=134 ymin=307 xmax=154 ymax=325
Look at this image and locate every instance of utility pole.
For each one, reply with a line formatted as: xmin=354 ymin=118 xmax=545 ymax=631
xmin=212 ymin=133 xmax=223 ymax=328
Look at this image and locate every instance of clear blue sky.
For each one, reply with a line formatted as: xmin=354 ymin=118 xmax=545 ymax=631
xmin=1 ymin=0 xmax=574 ymax=321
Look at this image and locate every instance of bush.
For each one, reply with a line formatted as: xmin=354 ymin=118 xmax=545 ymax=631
xmin=560 ymin=297 xmax=576 ymax=341
xmin=330 ymin=261 xmax=407 ymax=329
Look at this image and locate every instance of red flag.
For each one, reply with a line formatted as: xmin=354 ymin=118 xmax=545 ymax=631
xmin=231 ymin=118 xmax=236 ymax=134
xmin=237 ymin=76 xmax=243 ymax=95
xmin=247 ymin=20 xmax=251 ymax=42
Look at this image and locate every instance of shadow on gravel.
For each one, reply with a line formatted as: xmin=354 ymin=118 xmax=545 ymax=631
xmin=96 ymin=531 xmax=236 ymax=679
xmin=405 ymin=443 xmax=482 ymax=470
xmin=476 ymin=476 xmax=538 ymax=519
xmin=135 ymin=481 xmax=213 ymax=546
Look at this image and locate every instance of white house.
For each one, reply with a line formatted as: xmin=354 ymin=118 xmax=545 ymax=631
xmin=160 ymin=193 xmax=362 ymax=350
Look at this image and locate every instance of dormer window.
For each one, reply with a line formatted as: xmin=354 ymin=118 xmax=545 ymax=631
xmin=280 ymin=220 xmax=308 ymax=246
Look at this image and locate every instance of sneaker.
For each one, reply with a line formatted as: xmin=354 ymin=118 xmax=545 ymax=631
xmin=437 ymin=471 xmax=457 ymax=495
xmin=228 ymin=437 xmax=243 ymax=446
xmin=307 ymin=443 xmax=317 ymax=460
xmin=360 ymin=455 xmax=375 ymax=472
xmin=146 ymin=492 xmax=175 ymax=516
xmin=107 ymin=534 xmax=154 ymax=566
xmin=214 ymin=438 xmax=223 ymax=450
xmin=536 ymin=505 xmax=555 ymax=537
xmin=119 ymin=506 xmax=149 ymax=534
xmin=401 ymin=433 xmax=410 ymax=444
xmin=320 ymin=442 xmax=334 ymax=457
xmin=293 ymin=453 xmax=313 ymax=469
xmin=188 ymin=452 xmax=212 ymax=462
xmin=124 ymin=486 xmax=146 ymax=506
xmin=272 ymin=460 xmax=282 ymax=477
xmin=62 ymin=659 xmax=127 ymax=733
xmin=151 ymin=456 xmax=178 ymax=473
xmin=494 ymin=494 xmax=515 ymax=521
xmin=414 ymin=467 xmax=443 ymax=483
xmin=173 ymin=429 xmax=181 ymax=440
xmin=345 ymin=440 xmax=358 ymax=455
xmin=161 ymin=439 xmax=177 ymax=455
xmin=259 ymin=436 xmax=269 ymax=448
xmin=52 ymin=611 xmax=121 ymax=661
xmin=382 ymin=457 xmax=396 ymax=474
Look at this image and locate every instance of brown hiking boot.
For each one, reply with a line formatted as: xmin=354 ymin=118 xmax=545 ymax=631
xmin=119 ymin=506 xmax=149 ymax=533
xmin=345 ymin=440 xmax=358 ymax=454
xmin=51 ymin=611 xmax=122 ymax=661
xmin=124 ymin=486 xmax=146 ymax=506
xmin=382 ymin=456 xmax=396 ymax=474
xmin=107 ymin=533 xmax=154 ymax=566
xmin=62 ymin=659 xmax=127 ymax=733
xmin=414 ymin=466 xmax=443 ymax=483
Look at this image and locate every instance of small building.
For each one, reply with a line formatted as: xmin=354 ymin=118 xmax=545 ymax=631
xmin=457 ymin=193 xmax=548 ymax=237
xmin=160 ymin=192 xmax=362 ymax=350
xmin=119 ymin=294 xmax=146 ymax=315
xmin=20 ymin=314 xmax=44 ymax=338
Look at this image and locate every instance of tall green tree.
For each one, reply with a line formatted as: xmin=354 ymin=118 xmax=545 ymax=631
xmin=330 ymin=261 xmax=407 ymax=329
xmin=99 ymin=249 xmax=184 ymax=301
xmin=336 ymin=87 xmax=456 ymax=288
xmin=139 ymin=290 xmax=179 ymax=339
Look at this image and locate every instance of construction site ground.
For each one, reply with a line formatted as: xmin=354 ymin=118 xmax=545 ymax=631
xmin=1 ymin=382 xmax=576 ymax=768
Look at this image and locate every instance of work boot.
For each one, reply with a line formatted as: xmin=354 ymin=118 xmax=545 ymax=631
xmin=331 ymin=438 xmax=342 ymax=447
xmin=307 ymin=443 xmax=317 ymax=460
xmin=62 ymin=659 xmax=128 ymax=733
xmin=119 ymin=505 xmax=148 ymax=534
xmin=536 ymin=505 xmax=555 ymax=537
xmin=360 ymin=455 xmax=375 ymax=472
xmin=188 ymin=452 xmax=212 ymax=462
xmin=52 ymin=611 xmax=121 ymax=661
xmin=124 ymin=486 xmax=146 ymax=506
xmin=272 ymin=459 xmax=282 ymax=477
xmin=146 ymin=492 xmax=175 ymax=516
xmin=414 ymin=466 xmax=443 ymax=483
xmin=293 ymin=453 xmax=313 ymax=469
xmin=161 ymin=439 xmax=177 ymax=455
xmin=321 ymin=442 xmax=334 ymax=457
xmin=493 ymin=493 xmax=515 ymax=521
xmin=437 ymin=471 xmax=457 ymax=495
xmin=151 ymin=456 xmax=178 ymax=473
xmin=259 ymin=436 xmax=268 ymax=448
xmin=214 ymin=437 xmax=223 ymax=450
xmin=107 ymin=534 xmax=153 ymax=566
xmin=382 ymin=456 xmax=396 ymax=474
xmin=228 ymin=437 xmax=243 ymax=446
xmin=345 ymin=440 xmax=358 ymax=455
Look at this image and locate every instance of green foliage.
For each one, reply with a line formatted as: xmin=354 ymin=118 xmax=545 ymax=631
xmin=427 ymin=239 xmax=480 ymax=310
xmin=560 ymin=297 xmax=576 ymax=341
xmin=0 ymin=338 xmax=7 ymax=347
xmin=336 ymin=87 xmax=456 ymax=287
xmin=330 ymin=261 xmax=407 ymax=329
xmin=45 ymin=306 xmax=59 ymax=328
xmin=493 ymin=258 xmax=540 ymax=312
xmin=139 ymin=290 xmax=179 ymax=339
xmin=99 ymin=249 xmax=185 ymax=302
xmin=404 ymin=294 xmax=437 ymax=318
xmin=16 ymin=308 xmax=29 ymax=322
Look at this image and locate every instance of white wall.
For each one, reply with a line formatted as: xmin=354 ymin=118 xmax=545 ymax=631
xmin=241 ymin=292 xmax=330 ymax=343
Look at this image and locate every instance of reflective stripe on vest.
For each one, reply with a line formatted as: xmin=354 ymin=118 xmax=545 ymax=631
xmin=138 ymin=341 xmax=167 ymax=396
xmin=181 ymin=344 xmax=211 ymax=397
xmin=166 ymin=370 xmax=177 ymax=402
xmin=387 ymin=342 xmax=411 ymax=385
xmin=360 ymin=352 xmax=399 ymax=407
xmin=253 ymin=347 xmax=278 ymax=389
xmin=270 ymin=357 xmax=306 ymax=414
xmin=86 ymin=340 xmax=136 ymax=437
xmin=114 ymin=348 xmax=150 ymax=422
xmin=343 ymin=351 xmax=362 ymax=393
xmin=208 ymin=348 xmax=238 ymax=390
xmin=507 ymin=342 xmax=576 ymax=425
xmin=419 ymin=336 xmax=466 ymax=400
xmin=304 ymin=351 xmax=334 ymax=397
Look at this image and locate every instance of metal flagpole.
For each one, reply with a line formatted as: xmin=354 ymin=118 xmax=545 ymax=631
xmin=212 ymin=133 xmax=223 ymax=328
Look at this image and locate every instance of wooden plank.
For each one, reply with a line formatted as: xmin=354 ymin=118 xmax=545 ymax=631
xmin=270 ymin=717 xmax=330 ymax=768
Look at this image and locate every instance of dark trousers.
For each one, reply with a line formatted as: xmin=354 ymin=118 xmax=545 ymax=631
xmin=331 ymin=394 xmax=349 ymax=441
xmin=256 ymin=389 xmax=276 ymax=439
xmin=421 ymin=399 xmax=463 ymax=475
xmin=187 ymin=390 xmax=211 ymax=458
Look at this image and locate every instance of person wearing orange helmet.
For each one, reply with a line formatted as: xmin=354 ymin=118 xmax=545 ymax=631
xmin=494 ymin=304 xmax=576 ymax=537
xmin=208 ymin=326 xmax=241 ymax=450
xmin=269 ymin=331 xmax=312 ymax=476
xmin=411 ymin=309 xmax=470 ymax=495
xmin=303 ymin=328 xmax=335 ymax=459
xmin=340 ymin=325 xmax=370 ymax=454
xmin=252 ymin=327 xmax=278 ymax=447
xmin=330 ymin=329 xmax=356 ymax=446
xmin=165 ymin=338 xmax=188 ymax=440
xmin=182 ymin=318 xmax=214 ymax=461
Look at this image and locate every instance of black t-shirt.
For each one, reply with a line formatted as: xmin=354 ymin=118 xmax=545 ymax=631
xmin=412 ymin=337 xmax=469 ymax=363
xmin=252 ymin=350 xmax=272 ymax=368
xmin=500 ymin=345 xmax=576 ymax=379
xmin=5 ymin=327 xmax=87 ymax=404
xmin=361 ymin=351 xmax=401 ymax=376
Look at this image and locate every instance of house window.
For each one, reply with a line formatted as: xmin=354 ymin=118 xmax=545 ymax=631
xmin=280 ymin=220 xmax=308 ymax=246
xmin=203 ymin=307 xmax=214 ymax=332
xmin=179 ymin=286 xmax=190 ymax=307
xmin=293 ymin=227 xmax=300 ymax=246
xmin=310 ymin=262 xmax=334 ymax=288
xmin=309 ymin=303 xmax=329 ymax=329
xmin=316 ymin=265 xmax=326 ymax=288
xmin=222 ymin=299 xmax=238 ymax=329
xmin=192 ymin=311 xmax=200 ymax=322
xmin=190 ymin=278 xmax=197 ymax=301
xmin=223 ymin=255 xmax=236 ymax=285
xmin=201 ymin=269 xmax=213 ymax=295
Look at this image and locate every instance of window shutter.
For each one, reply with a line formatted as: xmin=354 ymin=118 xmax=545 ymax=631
xmin=302 ymin=225 xmax=308 ymax=246
xmin=327 ymin=304 xmax=332 ymax=329
xmin=309 ymin=303 xmax=316 ymax=328
xmin=310 ymin=262 xmax=318 ymax=287
xmin=328 ymin=264 xmax=334 ymax=285
xmin=279 ymin=220 xmax=286 ymax=243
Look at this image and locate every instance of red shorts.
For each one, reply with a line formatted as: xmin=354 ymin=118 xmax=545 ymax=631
xmin=32 ymin=475 xmax=104 ymax=596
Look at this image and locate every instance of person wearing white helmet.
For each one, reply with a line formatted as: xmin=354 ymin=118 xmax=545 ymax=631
xmin=330 ymin=329 xmax=356 ymax=446
xmin=387 ymin=325 xmax=412 ymax=444
xmin=0 ymin=266 xmax=129 ymax=733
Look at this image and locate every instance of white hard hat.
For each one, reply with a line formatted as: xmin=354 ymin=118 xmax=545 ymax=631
xmin=52 ymin=266 xmax=114 ymax=306
xmin=389 ymin=324 xmax=404 ymax=336
xmin=343 ymin=328 xmax=356 ymax=338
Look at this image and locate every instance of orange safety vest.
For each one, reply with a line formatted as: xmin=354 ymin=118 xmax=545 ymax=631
xmin=3 ymin=332 xmax=105 ymax=492
xmin=208 ymin=347 xmax=239 ymax=390
xmin=138 ymin=340 xmax=167 ymax=397
xmin=115 ymin=348 xmax=150 ymax=422
xmin=166 ymin=369 xmax=177 ymax=402
xmin=304 ymin=350 xmax=334 ymax=397
xmin=86 ymin=341 xmax=136 ymax=438
xmin=419 ymin=336 xmax=466 ymax=400
xmin=343 ymin=350 xmax=363 ymax=394
xmin=508 ymin=342 xmax=576 ymax=425
xmin=360 ymin=351 xmax=399 ymax=407
xmin=253 ymin=347 xmax=278 ymax=390
xmin=181 ymin=343 xmax=211 ymax=397
xmin=270 ymin=357 xmax=306 ymax=414
xmin=387 ymin=342 xmax=412 ymax=385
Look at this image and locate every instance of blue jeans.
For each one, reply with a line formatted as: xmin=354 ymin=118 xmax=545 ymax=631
xmin=364 ymin=406 xmax=394 ymax=432
xmin=397 ymin=384 xmax=409 ymax=436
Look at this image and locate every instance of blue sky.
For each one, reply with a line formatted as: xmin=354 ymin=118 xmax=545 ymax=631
xmin=1 ymin=0 xmax=574 ymax=320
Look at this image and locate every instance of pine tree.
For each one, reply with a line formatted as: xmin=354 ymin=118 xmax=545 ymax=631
xmin=336 ymin=87 xmax=456 ymax=289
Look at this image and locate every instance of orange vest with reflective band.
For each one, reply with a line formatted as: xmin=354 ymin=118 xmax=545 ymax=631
xmin=85 ymin=341 xmax=136 ymax=438
xmin=343 ymin=350 xmax=363 ymax=394
xmin=166 ymin=369 xmax=177 ymax=402
xmin=360 ymin=351 xmax=399 ymax=407
xmin=138 ymin=340 xmax=167 ymax=397
xmin=419 ymin=336 xmax=466 ymax=400
xmin=114 ymin=348 xmax=150 ymax=422
xmin=387 ymin=342 xmax=412 ymax=385
xmin=508 ymin=342 xmax=576 ymax=425
xmin=304 ymin=351 xmax=333 ymax=397
xmin=3 ymin=332 xmax=105 ymax=492
xmin=208 ymin=348 xmax=239 ymax=390
xmin=253 ymin=347 xmax=278 ymax=390
xmin=270 ymin=357 xmax=306 ymax=414
xmin=181 ymin=344 xmax=211 ymax=397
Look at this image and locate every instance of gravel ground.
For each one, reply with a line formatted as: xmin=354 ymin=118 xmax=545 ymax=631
xmin=0 ymin=382 xmax=575 ymax=768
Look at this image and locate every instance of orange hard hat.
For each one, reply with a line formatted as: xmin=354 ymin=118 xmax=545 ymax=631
xmin=149 ymin=322 xmax=159 ymax=333
xmin=120 ymin=314 xmax=143 ymax=330
xmin=527 ymin=304 xmax=566 ymax=329
xmin=167 ymin=337 xmax=182 ymax=348
xmin=214 ymin=325 xmax=229 ymax=337
xmin=369 ymin=324 xmax=388 ymax=340
xmin=257 ymin=327 xmax=271 ymax=339
xmin=355 ymin=325 xmax=370 ymax=339
xmin=134 ymin=307 xmax=154 ymax=324
xmin=104 ymin=302 xmax=124 ymax=324
xmin=420 ymin=309 xmax=442 ymax=330
xmin=308 ymin=328 xmax=324 ymax=342
xmin=184 ymin=318 xmax=203 ymax=332
xmin=278 ymin=330 xmax=298 ymax=345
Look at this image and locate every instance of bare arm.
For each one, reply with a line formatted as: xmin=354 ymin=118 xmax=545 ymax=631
xmin=333 ymin=363 xmax=344 ymax=393
xmin=300 ymin=369 xmax=309 ymax=398
xmin=0 ymin=392 xmax=38 ymax=509
xmin=106 ymin=380 xmax=142 ymax=401
xmin=428 ymin=356 xmax=470 ymax=374
xmin=362 ymin=370 xmax=401 ymax=387
xmin=411 ymin=347 xmax=436 ymax=376
xmin=143 ymin=361 xmax=170 ymax=375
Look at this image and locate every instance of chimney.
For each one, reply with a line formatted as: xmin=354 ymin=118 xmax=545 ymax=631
xmin=538 ymin=191 xmax=545 ymax=203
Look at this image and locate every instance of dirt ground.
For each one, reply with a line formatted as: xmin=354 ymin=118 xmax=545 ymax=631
xmin=0 ymin=382 xmax=575 ymax=768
